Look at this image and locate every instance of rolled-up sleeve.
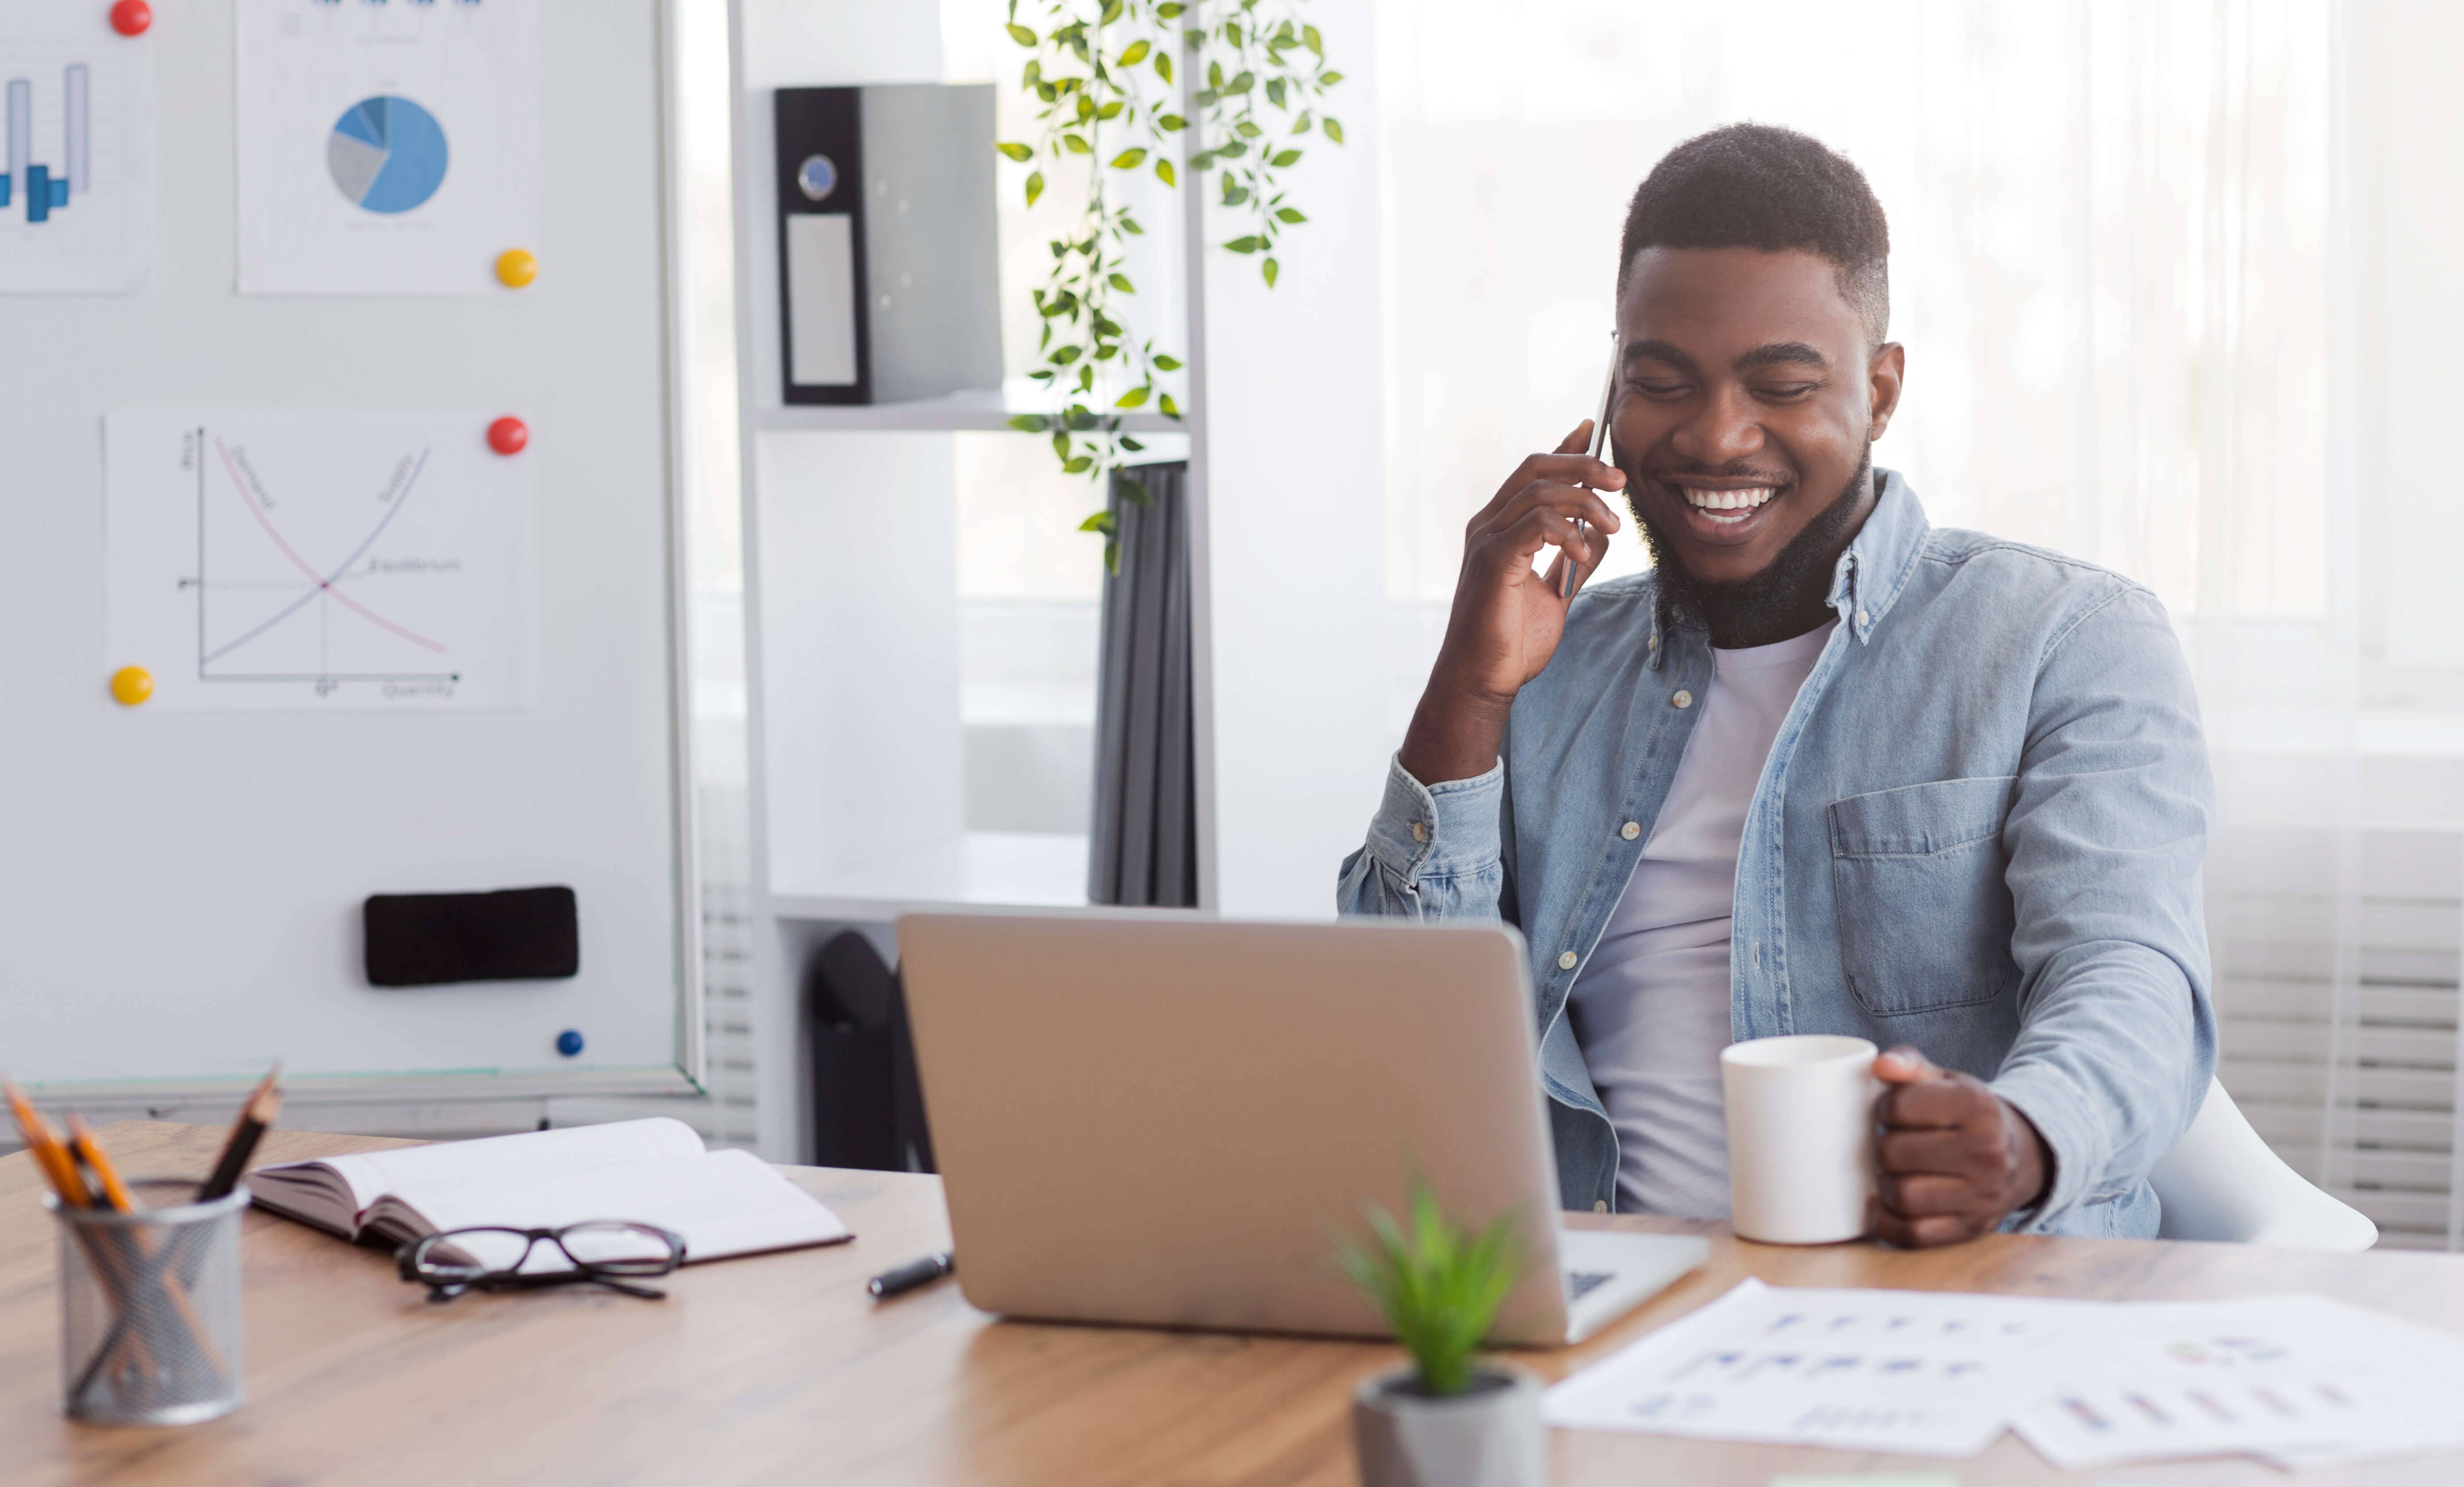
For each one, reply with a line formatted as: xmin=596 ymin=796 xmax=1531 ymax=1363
xmin=1336 ymin=754 xmax=1509 ymax=921
xmin=1989 ymin=582 xmax=2216 ymax=1231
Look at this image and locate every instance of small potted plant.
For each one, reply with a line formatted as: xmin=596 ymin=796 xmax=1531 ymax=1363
xmin=1338 ymin=1184 xmax=1545 ymax=1487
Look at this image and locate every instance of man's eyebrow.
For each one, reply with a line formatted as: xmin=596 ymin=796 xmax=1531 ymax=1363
xmin=1623 ymin=339 xmax=1698 ymax=375
xmin=1733 ymin=341 xmax=1829 ymax=374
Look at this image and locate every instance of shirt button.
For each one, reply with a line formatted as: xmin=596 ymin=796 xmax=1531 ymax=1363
xmin=1409 ymin=821 xmax=1427 ymax=843
xmin=1857 ymin=609 xmax=1871 ymax=626
xmin=1620 ymin=821 xmax=1641 ymax=840
xmin=1671 ymin=689 xmax=1693 ymax=709
xmin=1647 ymin=633 xmax=1660 ymax=650
xmin=1557 ymin=950 xmax=1578 ymax=971
xmin=1594 ymin=1200 xmax=1610 ymax=1213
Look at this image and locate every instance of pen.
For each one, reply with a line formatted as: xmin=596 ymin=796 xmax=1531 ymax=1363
xmin=1562 ymin=329 xmax=1622 ymax=600
xmin=868 ymin=1251 xmax=955 ymax=1299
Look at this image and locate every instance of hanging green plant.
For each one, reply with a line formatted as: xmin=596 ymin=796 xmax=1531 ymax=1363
xmin=996 ymin=0 xmax=1344 ymax=571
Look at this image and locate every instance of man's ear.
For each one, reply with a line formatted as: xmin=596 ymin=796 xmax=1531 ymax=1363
xmin=1867 ymin=341 xmax=1906 ymax=440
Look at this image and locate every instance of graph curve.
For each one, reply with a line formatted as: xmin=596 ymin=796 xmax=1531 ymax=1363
xmin=202 ymin=438 xmax=446 ymax=665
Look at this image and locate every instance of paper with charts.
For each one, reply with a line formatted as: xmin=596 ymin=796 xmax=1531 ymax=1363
xmin=1542 ymin=1278 xmax=2088 ymax=1458
xmin=1546 ymin=1279 xmax=2464 ymax=1471
xmin=2009 ymin=1291 xmax=2464 ymax=1472
xmin=105 ymin=412 xmax=531 ymax=710
xmin=0 ymin=0 xmax=153 ymax=293
xmin=235 ymin=0 xmax=537 ymax=295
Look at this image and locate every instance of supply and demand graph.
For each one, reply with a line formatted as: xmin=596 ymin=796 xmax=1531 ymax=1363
xmin=107 ymin=412 xmax=531 ymax=711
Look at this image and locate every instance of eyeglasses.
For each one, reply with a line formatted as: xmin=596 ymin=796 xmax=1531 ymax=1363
xmin=394 ymin=1222 xmax=688 ymax=1303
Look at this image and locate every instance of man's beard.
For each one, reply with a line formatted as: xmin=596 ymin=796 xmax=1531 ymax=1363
xmin=1626 ymin=445 xmax=1873 ymax=650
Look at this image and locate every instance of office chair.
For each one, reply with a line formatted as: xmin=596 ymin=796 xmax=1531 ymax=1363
xmin=2149 ymin=1077 xmax=2379 ymax=1250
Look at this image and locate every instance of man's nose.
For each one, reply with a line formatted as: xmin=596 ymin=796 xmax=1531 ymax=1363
xmin=1669 ymin=383 xmax=1765 ymax=468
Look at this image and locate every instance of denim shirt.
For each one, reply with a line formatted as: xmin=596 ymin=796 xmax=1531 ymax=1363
xmin=1338 ymin=471 xmax=2216 ymax=1237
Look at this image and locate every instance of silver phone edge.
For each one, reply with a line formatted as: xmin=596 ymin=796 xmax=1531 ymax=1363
xmin=1561 ymin=333 xmax=1622 ymax=599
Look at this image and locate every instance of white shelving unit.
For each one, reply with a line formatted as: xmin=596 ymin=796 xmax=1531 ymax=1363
xmin=754 ymin=378 xmax=1183 ymax=434
xmin=725 ymin=0 xmax=1389 ymax=1162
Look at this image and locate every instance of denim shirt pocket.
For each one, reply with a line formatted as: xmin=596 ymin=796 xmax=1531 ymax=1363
xmin=1828 ymin=776 xmax=2020 ymax=1016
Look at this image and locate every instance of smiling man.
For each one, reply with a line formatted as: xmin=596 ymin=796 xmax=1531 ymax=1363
xmin=1339 ymin=124 xmax=2216 ymax=1244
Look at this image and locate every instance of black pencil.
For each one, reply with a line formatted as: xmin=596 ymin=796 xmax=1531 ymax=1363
xmin=198 ymin=1066 xmax=283 ymax=1202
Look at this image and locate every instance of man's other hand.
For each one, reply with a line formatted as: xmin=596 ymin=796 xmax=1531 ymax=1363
xmin=1866 ymin=1046 xmax=2052 ymax=1247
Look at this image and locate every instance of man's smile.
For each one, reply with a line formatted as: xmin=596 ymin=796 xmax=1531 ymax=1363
xmin=1647 ymin=472 xmax=1796 ymax=543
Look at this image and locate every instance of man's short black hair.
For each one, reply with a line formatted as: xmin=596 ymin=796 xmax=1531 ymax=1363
xmin=1616 ymin=123 xmax=1891 ymax=344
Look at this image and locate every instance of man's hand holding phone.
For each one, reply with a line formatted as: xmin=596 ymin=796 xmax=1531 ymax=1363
xmin=1398 ymin=422 xmax=1625 ymax=786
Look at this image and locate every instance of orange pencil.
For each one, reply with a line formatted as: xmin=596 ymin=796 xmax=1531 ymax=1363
xmin=4 ymin=1079 xmax=92 ymax=1208
xmin=65 ymin=1115 xmax=141 ymax=1213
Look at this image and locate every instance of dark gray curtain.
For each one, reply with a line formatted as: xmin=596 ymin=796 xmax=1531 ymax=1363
xmin=1088 ymin=461 xmax=1198 ymax=906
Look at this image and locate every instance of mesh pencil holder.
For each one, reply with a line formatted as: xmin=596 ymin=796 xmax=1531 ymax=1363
xmin=46 ymin=1177 xmax=249 ymax=1425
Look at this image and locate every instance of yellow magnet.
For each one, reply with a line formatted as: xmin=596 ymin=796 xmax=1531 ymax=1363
xmin=495 ymin=248 xmax=538 ymax=288
xmin=110 ymin=665 xmax=153 ymax=707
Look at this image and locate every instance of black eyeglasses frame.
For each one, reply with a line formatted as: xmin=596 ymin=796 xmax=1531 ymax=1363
xmin=394 ymin=1221 xmax=689 ymax=1304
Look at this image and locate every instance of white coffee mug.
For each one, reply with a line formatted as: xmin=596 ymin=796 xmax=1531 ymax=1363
xmin=1721 ymin=1034 xmax=1883 ymax=1244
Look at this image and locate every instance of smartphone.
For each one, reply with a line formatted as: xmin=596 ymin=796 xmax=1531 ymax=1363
xmin=1561 ymin=329 xmax=1622 ymax=598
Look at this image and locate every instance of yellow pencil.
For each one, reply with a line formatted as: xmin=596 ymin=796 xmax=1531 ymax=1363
xmin=4 ymin=1079 xmax=91 ymax=1208
xmin=66 ymin=1115 xmax=141 ymax=1212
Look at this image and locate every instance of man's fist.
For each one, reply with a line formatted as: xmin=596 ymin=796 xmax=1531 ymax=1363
xmin=1398 ymin=422 xmax=1624 ymax=787
xmin=1866 ymin=1046 xmax=2053 ymax=1247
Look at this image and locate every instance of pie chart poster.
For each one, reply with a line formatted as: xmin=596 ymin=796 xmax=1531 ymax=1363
xmin=235 ymin=0 xmax=538 ymax=295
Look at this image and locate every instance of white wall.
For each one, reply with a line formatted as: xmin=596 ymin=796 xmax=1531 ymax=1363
xmin=1196 ymin=0 xmax=1391 ymax=918
xmin=738 ymin=0 xmax=939 ymax=91
xmin=2365 ymin=1 xmax=2464 ymax=676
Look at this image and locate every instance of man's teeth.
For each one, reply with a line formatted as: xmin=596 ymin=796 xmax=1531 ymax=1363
xmin=1679 ymin=486 xmax=1777 ymax=525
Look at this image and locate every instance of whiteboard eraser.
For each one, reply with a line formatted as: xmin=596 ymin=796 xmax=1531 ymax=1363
xmin=364 ymin=886 xmax=579 ymax=987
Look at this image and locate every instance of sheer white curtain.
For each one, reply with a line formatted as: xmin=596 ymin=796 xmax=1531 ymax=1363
xmin=1374 ymin=0 xmax=2464 ymax=1246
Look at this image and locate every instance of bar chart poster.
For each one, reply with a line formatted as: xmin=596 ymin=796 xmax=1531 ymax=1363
xmin=236 ymin=0 xmax=537 ymax=294
xmin=105 ymin=412 xmax=534 ymax=710
xmin=0 ymin=1 xmax=153 ymax=293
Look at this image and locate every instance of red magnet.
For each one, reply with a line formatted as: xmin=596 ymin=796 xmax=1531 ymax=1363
xmin=487 ymin=416 xmax=529 ymax=455
xmin=109 ymin=1 xmax=151 ymax=37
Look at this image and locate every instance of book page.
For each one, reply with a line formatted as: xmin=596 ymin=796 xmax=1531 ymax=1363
xmin=384 ymin=1148 xmax=849 ymax=1270
xmin=257 ymin=1117 xmax=709 ymax=1229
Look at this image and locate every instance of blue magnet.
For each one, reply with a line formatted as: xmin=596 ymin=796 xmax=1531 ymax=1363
xmin=555 ymin=1029 xmax=585 ymax=1058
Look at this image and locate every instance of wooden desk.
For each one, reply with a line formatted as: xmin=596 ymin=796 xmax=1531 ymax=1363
xmin=7 ymin=1123 xmax=2464 ymax=1487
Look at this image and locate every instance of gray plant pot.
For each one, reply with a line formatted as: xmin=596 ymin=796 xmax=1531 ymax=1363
xmin=1351 ymin=1361 xmax=1546 ymax=1487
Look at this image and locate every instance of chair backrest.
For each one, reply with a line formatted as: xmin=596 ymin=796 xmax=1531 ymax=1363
xmin=2149 ymin=1077 xmax=2379 ymax=1250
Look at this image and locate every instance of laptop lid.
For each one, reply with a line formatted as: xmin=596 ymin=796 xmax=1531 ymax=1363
xmin=896 ymin=912 xmax=1573 ymax=1342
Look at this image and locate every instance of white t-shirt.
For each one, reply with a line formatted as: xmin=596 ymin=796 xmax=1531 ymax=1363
xmin=1566 ymin=620 xmax=1835 ymax=1217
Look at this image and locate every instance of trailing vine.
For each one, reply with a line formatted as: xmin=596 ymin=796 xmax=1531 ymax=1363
xmin=996 ymin=0 xmax=1343 ymax=570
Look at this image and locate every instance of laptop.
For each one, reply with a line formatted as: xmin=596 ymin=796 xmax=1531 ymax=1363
xmin=895 ymin=911 xmax=1708 ymax=1345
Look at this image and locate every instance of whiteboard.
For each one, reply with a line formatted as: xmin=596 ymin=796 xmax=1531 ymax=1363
xmin=0 ymin=0 xmax=693 ymax=1097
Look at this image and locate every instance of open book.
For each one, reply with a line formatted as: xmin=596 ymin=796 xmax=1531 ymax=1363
xmin=247 ymin=1118 xmax=851 ymax=1266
